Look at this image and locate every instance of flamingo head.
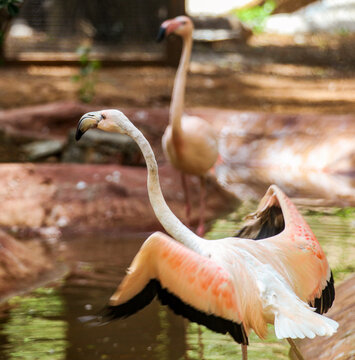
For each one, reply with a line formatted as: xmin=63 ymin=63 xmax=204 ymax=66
xmin=76 ymin=109 xmax=132 ymax=140
xmin=157 ymin=16 xmax=193 ymax=42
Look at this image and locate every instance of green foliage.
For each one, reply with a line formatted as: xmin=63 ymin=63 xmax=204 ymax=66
xmin=337 ymin=27 xmax=350 ymax=37
xmin=72 ymin=45 xmax=101 ymax=103
xmin=0 ymin=0 xmax=23 ymax=16
xmin=233 ymin=0 xmax=276 ymax=34
xmin=334 ymin=207 xmax=355 ymax=218
xmin=306 ymin=206 xmax=355 ymax=219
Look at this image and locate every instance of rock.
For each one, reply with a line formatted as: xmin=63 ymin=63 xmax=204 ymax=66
xmin=0 ymin=229 xmax=54 ymax=298
xmin=192 ymin=15 xmax=252 ymax=46
xmin=0 ymin=101 xmax=92 ymax=162
xmin=0 ymin=101 xmax=92 ymax=138
xmin=0 ymin=102 xmax=169 ymax=163
xmin=0 ymin=127 xmax=63 ymax=163
xmin=193 ymin=16 xmax=241 ymax=30
xmin=62 ymin=128 xmax=142 ymax=165
xmin=0 ymin=127 xmax=62 ymax=163
xmin=291 ymin=274 xmax=355 ymax=360
xmin=183 ymin=108 xmax=355 ymax=205
xmin=1 ymin=103 xmax=355 ymax=205
xmin=265 ymin=0 xmax=355 ymax=35
xmin=22 ymin=139 xmax=64 ymax=161
xmin=0 ymin=163 xmax=238 ymax=233
xmin=0 ymin=127 xmax=46 ymax=162
xmin=8 ymin=19 xmax=34 ymax=38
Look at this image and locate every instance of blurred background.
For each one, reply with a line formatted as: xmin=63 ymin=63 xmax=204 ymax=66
xmin=0 ymin=1 xmax=354 ymax=360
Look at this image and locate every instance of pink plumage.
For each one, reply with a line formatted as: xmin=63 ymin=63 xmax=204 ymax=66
xmin=76 ymin=109 xmax=338 ymax=360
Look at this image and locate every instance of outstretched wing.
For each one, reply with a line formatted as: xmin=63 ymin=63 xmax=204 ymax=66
xmin=97 ymin=231 xmax=248 ymax=345
xmin=236 ymin=201 xmax=284 ymax=240
xmin=238 ymin=185 xmax=335 ymax=314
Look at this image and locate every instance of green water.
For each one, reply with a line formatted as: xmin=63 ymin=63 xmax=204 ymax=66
xmin=1 ymin=288 xmax=67 ymax=360
xmin=0 ymin=203 xmax=353 ymax=360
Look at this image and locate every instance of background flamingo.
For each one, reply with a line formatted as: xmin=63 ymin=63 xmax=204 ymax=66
xmin=157 ymin=16 xmax=219 ymax=236
xmin=76 ymin=109 xmax=338 ymax=360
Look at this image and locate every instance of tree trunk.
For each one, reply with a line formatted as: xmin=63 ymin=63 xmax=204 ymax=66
xmin=0 ymin=9 xmax=11 ymax=61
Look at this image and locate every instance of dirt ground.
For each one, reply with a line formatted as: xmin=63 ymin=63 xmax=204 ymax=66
xmin=2 ymin=34 xmax=355 ymax=114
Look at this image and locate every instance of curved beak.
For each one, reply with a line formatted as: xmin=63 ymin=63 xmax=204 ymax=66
xmin=157 ymin=19 xmax=179 ymax=42
xmin=76 ymin=112 xmax=102 ymax=141
xmin=156 ymin=26 xmax=166 ymax=42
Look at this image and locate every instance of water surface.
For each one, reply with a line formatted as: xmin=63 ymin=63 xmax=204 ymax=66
xmin=0 ymin=203 xmax=353 ymax=360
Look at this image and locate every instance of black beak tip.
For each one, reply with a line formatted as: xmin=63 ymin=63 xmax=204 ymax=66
xmin=75 ymin=129 xmax=84 ymax=141
xmin=156 ymin=27 xmax=166 ymax=42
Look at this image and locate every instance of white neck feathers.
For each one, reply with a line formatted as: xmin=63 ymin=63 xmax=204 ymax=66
xmin=170 ymin=35 xmax=193 ymax=134
xmin=121 ymin=117 xmax=206 ymax=253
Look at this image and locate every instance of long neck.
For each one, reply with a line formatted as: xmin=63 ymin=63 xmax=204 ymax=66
xmin=170 ymin=34 xmax=192 ymax=135
xmin=124 ymin=120 xmax=206 ymax=253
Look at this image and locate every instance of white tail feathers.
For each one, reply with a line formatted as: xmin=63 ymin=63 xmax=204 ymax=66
xmin=274 ymin=303 xmax=338 ymax=339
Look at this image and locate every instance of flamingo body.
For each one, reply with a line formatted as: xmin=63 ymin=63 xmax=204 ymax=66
xmin=104 ymin=185 xmax=336 ymax=343
xmin=158 ymin=16 xmax=218 ymax=233
xmin=76 ymin=110 xmax=338 ymax=358
xmin=162 ymin=114 xmax=218 ymax=176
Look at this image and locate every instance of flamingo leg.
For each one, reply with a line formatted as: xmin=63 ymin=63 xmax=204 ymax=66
xmin=181 ymin=173 xmax=191 ymax=226
xmin=196 ymin=176 xmax=206 ymax=236
xmin=241 ymin=344 xmax=248 ymax=360
xmin=287 ymin=338 xmax=305 ymax=360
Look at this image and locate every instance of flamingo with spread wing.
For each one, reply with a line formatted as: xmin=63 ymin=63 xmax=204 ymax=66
xmin=76 ymin=109 xmax=337 ymax=360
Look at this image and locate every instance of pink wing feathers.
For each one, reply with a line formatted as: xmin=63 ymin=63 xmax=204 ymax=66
xmin=237 ymin=185 xmax=334 ymax=314
xmin=100 ymin=231 xmax=249 ymax=344
xmin=82 ymin=185 xmax=335 ymax=343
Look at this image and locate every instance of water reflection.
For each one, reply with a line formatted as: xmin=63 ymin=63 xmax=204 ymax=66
xmin=0 ymin=288 xmax=67 ymax=360
xmin=155 ymin=307 xmax=170 ymax=360
xmin=62 ymin=234 xmax=186 ymax=360
xmin=0 ymin=203 xmax=353 ymax=359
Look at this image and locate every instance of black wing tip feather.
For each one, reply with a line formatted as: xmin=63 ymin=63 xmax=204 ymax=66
xmin=85 ymin=278 xmax=248 ymax=345
xmin=100 ymin=279 xmax=159 ymax=322
xmin=78 ymin=279 xmax=159 ymax=326
xmin=313 ymin=271 xmax=335 ymax=314
xmin=236 ymin=205 xmax=285 ymax=241
xmin=156 ymin=280 xmax=248 ymax=345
